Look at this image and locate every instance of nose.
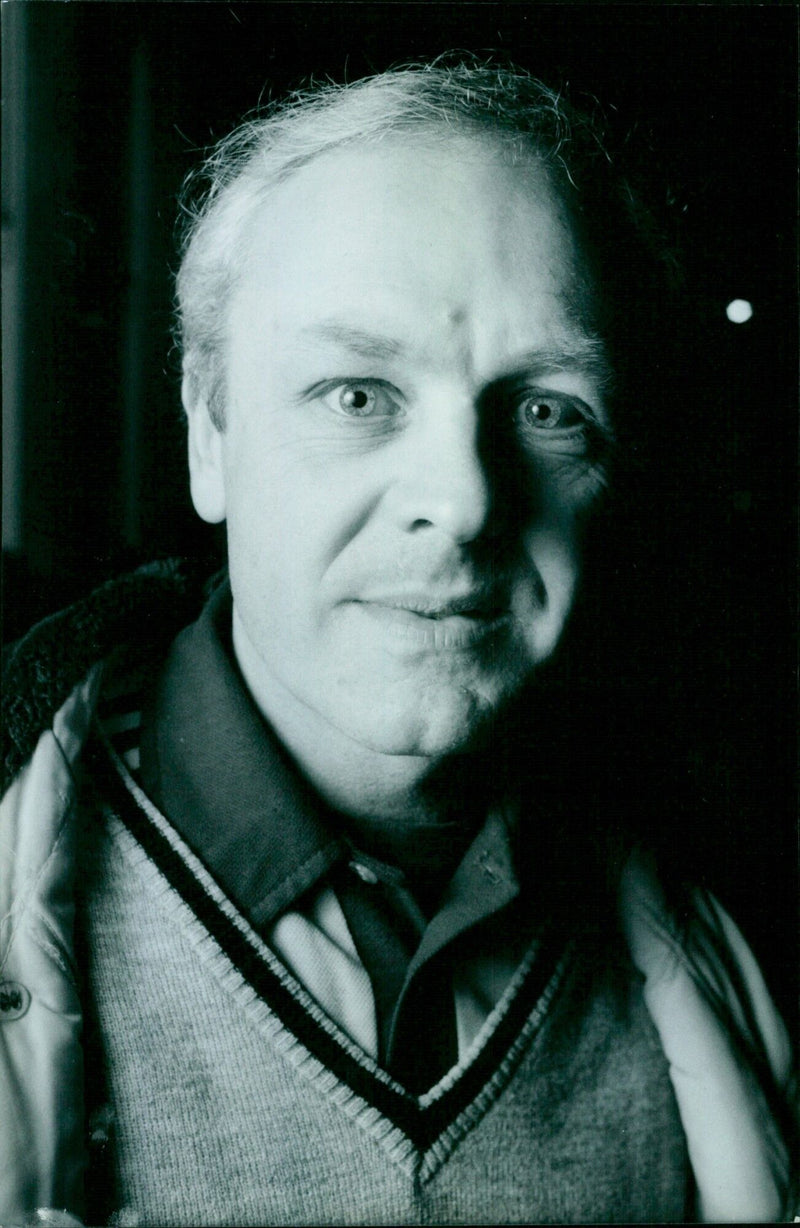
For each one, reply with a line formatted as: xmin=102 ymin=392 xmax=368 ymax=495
xmin=385 ymin=402 xmax=495 ymax=544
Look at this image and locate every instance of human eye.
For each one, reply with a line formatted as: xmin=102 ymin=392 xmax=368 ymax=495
xmin=514 ymin=388 xmax=591 ymax=434
xmin=315 ymin=379 xmax=404 ymax=419
xmin=510 ymin=386 xmax=611 ymax=457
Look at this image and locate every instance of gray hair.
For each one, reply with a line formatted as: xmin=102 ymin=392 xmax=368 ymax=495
xmin=176 ymin=59 xmax=672 ymax=429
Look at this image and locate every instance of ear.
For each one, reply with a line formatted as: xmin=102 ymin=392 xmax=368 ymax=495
xmin=183 ymin=374 xmax=227 ymax=524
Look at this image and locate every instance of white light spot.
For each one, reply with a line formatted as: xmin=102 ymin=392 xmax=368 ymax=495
xmin=726 ymin=299 xmax=753 ymax=324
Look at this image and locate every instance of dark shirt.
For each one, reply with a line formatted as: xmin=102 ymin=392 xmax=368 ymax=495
xmin=138 ymin=579 xmax=533 ymax=1091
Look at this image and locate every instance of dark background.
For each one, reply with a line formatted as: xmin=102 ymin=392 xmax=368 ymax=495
xmin=3 ymin=3 xmax=797 ymax=1018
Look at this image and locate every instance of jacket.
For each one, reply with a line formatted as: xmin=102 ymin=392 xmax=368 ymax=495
xmin=1 ymin=561 xmax=796 ymax=1224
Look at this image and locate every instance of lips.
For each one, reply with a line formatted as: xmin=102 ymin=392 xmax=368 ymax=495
xmin=349 ymin=587 xmax=512 ymax=651
xmin=356 ymin=590 xmax=505 ymax=620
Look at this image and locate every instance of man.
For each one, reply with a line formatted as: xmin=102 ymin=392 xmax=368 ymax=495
xmin=1 ymin=62 xmax=795 ymax=1224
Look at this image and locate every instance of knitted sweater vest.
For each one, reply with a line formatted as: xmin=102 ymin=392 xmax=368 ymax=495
xmin=76 ymin=762 xmax=691 ymax=1226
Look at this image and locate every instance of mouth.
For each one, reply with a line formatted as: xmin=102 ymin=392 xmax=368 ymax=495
xmin=351 ymin=591 xmax=512 ymax=648
xmin=358 ymin=587 xmax=506 ymax=616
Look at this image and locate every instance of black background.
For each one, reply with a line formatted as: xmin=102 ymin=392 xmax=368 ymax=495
xmin=3 ymin=3 xmax=797 ymax=1017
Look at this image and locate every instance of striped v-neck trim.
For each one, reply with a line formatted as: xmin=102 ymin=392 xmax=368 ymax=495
xmin=85 ymin=727 xmax=574 ymax=1172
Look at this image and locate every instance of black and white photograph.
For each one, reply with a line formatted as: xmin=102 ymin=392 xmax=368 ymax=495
xmin=2 ymin=3 xmax=797 ymax=1223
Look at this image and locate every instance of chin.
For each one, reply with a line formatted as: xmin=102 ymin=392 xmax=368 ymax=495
xmin=336 ymin=681 xmax=511 ymax=759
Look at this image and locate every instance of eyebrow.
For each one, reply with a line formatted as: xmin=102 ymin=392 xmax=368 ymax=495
xmin=512 ymin=339 xmax=613 ymax=387
xmin=301 ymin=320 xmax=612 ymax=385
xmin=301 ymin=321 xmax=406 ymax=361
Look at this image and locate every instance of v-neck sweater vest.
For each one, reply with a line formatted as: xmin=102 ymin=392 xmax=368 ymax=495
xmin=77 ymin=760 xmax=690 ymax=1225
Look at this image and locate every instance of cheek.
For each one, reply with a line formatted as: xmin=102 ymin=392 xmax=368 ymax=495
xmin=515 ymin=524 xmax=582 ymax=664
xmin=521 ymin=454 xmax=605 ymax=582
xmin=222 ymin=417 xmax=318 ymax=545
xmin=221 ymin=440 xmax=370 ymax=627
xmin=523 ymin=519 xmax=582 ymax=606
xmin=221 ymin=437 xmax=303 ymax=615
xmin=526 ymin=448 xmax=610 ymax=513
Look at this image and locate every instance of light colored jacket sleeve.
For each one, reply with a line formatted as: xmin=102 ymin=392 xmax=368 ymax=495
xmin=620 ymin=848 xmax=797 ymax=1222
xmin=1 ymin=670 xmax=101 ymax=1227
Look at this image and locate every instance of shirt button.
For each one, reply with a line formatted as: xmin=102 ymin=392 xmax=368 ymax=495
xmin=349 ymin=861 xmax=379 ymax=885
xmin=479 ymin=850 xmax=504 ymax=885
xmin=0 ymin=980 xmax=31 ymax=1021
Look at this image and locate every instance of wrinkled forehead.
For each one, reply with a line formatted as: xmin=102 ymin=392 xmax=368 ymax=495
xmin=245 ymin=126 xmax=582 ymax=249
xmin=230 ymin=131 xmax=599 ymax=344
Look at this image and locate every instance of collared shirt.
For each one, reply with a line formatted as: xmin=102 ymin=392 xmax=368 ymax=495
xmin=136 ymin=580 xmax=538 ymax=1090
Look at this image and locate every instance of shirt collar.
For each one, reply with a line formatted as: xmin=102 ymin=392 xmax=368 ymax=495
xmin=138 ymin=578 xmax=344 ymax=929
xmin=138 ymin=576 xmax=524 ymax=935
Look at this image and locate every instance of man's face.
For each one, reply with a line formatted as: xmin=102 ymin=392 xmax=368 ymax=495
xmin=189 ymin=135 xmax=612 ymax=760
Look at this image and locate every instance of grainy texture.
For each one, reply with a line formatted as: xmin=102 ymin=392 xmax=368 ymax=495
xmin=76 ymin=797 xmax=690 ymax=1225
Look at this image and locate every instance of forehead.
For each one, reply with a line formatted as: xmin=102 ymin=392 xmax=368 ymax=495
xmin=228 ymin=134 xmax=596 ymax=370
